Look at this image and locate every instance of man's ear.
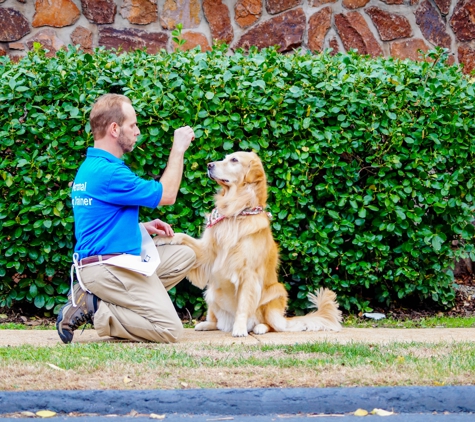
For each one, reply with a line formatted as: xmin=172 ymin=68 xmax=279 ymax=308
xmin=109 ymin=122 xmax=120 ymax=139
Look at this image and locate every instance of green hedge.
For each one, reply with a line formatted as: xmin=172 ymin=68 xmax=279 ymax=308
xmin=1 ymin=44 xmax=475 ymax=316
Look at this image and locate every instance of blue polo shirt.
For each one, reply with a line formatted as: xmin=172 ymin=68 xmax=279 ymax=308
xmin=72 ymin=148 xmax=163 ymax=260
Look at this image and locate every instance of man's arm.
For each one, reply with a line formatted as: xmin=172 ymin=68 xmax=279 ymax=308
xmin=159 ymin=126 xmax=194 ymax=205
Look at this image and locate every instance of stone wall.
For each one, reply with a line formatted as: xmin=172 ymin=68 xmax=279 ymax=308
xmin=0 ymin=0 xmax=474 ymax=74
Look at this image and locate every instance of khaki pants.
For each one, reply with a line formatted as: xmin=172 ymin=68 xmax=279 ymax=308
xmin=79 ymin=243 xmax=196 ymax=343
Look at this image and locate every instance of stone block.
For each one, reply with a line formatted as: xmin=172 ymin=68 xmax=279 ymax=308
xmin=450 ymin=0 xmax=475 ymax=42
xmin=25 ymin=28 xmax=66 ymax=57
xmin=334 ymin=11 xmax=383 ymax=57
xmin=329 ymin=37 xmax=340 ymax=55
xmin=235 ymin=0 xmax=262 ymax=29
xmin=266 ymin=0 xmax=302 ymax=15
xmin=81 ymin=0 xmax=117 ymax=24
xmin=390 ymin=38 xmax=430 ymax=61
xmin=415 ymin=0 xmax=452 ymax=48
xmin=120 ymin=0 xmax=158 ymax=25
xmin=234 ymin=8 xmax=305 ymax=53
xmin=71 ymin=26 xmax=93 ymax=52
xmin=308 ymin=6 xmax=332 ymax=53
xmin=379 ymin=0 xmax=404 ymax=4
xmin=172 ymin=31 xmax=211 ymax=51
xmin=0 ymin=8 xmax=30 ymax=42
xmin=160 ymin=0 xmax=201 ymax=29
xmin=98 ymin=27 xmax=168 ymax=54
xmin=310 ymin=0 xmax=336 ymax=6
xmin=433 ymin=0 xmax=451 ymax=15
xmin=32 ymin=0 xmax=81 ymax=28
xmin=9 ymin=42 xmax=25 ymax=50
xmin=458 ymin=44 xmax=475 ymax=75
xmin=366 ymin=7 xmax=412 ymax=41
xmin=203 ymin=0 xmax=234 ymax=44
xmin=342 ymin=0 xmax=369 ymax=10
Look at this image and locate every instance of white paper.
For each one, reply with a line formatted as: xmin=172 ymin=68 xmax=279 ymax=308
xmin=363 ymin=312 xmax=386 ymax=320
xmin=103 ymin=223 xmax=160 ymax=276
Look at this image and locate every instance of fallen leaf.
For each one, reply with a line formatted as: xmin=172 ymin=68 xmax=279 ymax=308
xmin=123 ymin=376 xmax=133 ymax=384
xmin=36 ymin=410 xmax=57 ymax=418
xmin=354 ymin=409 xmax=368 ymax=416
xmin=128 ymin=410 xmax=138 ymax=417
xmin=371 ymin=408 xmax=394 ymax=416
xmin=0 ymin=314 xmax=8 ymax=319
xmin=46 ymin=363 xmax=65 ymax=371
xmin=150 ymin=414 xmax=166 ymax=420
xmin=181 ymin=382 xmax=188 ymax=388
xmin=433 ymin=381 xmax=445 ymax=386
xmin=20 ymin=411 xmax=36 ymax=417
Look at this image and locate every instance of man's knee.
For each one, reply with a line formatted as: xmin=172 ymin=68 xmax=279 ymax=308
xmin=165 ymin=320 xmax=184 ymax=343
xmin=181 ymin=245 xmax=196 ymax=270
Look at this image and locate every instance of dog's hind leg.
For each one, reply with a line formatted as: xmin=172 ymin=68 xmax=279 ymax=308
xmin=260 ymin=296 xmax=288 ymax=332
xmin=195 ymin=308 xmax=218 ymax=331
xmin=252 ymin=323 xmax=270 ymax=335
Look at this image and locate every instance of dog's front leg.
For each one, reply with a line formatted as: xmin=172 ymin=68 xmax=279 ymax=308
xmin=232 ymin=276 xmax=261 ymax=337
xmin=155 ymin=233 xmax=211 ymax=289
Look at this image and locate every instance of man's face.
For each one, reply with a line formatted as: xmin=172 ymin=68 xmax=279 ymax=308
xmin=117 ymin=103 xmax=140 ymax=154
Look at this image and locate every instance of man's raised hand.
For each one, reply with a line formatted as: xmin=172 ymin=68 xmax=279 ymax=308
xmin=172 ymin=126 xmax=195 ymax=154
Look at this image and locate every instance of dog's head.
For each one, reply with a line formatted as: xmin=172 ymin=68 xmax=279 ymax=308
xmin=207 ymin=151 xmax=265 ymax=185
xmin=208 ymin=151 xmax=267 ymax=206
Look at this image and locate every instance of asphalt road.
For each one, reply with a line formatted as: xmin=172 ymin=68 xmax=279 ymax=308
xmin=2 ymin=414 xmax=475 ymax=421
xmin=1 ymin=386 xmax=475 ymax=421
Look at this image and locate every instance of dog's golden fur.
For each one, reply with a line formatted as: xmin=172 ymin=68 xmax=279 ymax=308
xmin=163 ymin=151 xmax=342 ymax=337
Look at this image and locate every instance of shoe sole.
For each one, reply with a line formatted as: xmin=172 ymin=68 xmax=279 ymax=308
xmin=56 ymin=303 xmax=74 ymax=344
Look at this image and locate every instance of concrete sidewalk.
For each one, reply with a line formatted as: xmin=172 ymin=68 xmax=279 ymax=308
xmin=1 ymin=327 xmax=474 ymax=346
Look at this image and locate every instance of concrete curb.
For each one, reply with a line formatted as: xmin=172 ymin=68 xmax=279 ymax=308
xmin=1 ymin=387 xmax=475 ymax=416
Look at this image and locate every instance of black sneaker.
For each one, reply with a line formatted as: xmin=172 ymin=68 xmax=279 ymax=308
xmin=56 ymin=284 xmax=99 ymax=344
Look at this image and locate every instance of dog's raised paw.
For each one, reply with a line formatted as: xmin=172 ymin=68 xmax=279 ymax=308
xmin=154 ymin=237 xmax=174 ymax=246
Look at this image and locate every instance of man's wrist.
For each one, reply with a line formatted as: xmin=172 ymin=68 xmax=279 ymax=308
xmin=170 ymin=145 xmax=187 ymax=156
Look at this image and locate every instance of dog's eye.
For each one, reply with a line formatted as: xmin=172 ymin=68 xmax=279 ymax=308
xmin=231 ymin=158 xmax=238 ymax=163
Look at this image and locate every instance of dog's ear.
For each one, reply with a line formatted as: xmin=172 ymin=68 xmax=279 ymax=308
xmin=245 ymin=159 xmax=265 ymax=184
xmin=245 ymin=157 xmax=267 ymax=205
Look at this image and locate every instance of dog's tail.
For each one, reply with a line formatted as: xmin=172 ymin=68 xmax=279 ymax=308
xmin=283 ymin=288 xmax=342 ymax=332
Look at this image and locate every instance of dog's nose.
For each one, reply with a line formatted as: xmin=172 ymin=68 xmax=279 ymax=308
xmin=207 ymin=162 xmax=215 ymax=169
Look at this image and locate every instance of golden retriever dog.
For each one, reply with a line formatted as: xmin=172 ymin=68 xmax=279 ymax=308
xmin=161 ymin=151 xmax=342 ymax=337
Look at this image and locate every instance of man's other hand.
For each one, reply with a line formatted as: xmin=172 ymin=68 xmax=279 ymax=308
xmin=172 ymin=126 xmax=195 ymax=154
xmin=143 ymin=219 xmax=174 ymax=237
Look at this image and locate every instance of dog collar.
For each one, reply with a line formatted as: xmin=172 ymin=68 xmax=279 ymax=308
xmin=206 ymin=207 xmax=272 ymax=228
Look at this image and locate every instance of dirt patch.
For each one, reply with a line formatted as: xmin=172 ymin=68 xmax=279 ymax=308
xmin=1 ymin=359 xmax=474 ymax=391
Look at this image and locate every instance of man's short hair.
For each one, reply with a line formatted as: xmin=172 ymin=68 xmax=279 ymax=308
xmin=90 ymin=94 xmax=132 ymax=140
